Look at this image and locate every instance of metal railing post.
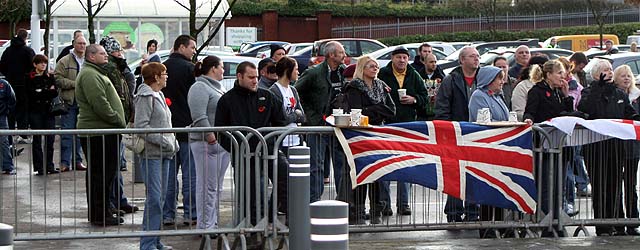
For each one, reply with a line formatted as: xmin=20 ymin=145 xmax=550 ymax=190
xmin=288 ymin=146 xmax=311 ymax=250
xmin=0 ymin=223 xmax=13 ymax=250
xmin=310 ymin=200 xmax=348 ymax=250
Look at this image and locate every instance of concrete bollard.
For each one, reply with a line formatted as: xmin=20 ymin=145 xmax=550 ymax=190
xmin=310 ymin=200 xmax=349 ymax=250
xmin=0 ymin=223 xmax=13 ymax=250
xmin=287 ymin=146 xmax=311 ymax=250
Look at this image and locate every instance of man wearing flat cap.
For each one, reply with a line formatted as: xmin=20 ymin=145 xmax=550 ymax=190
xmin=376 ymin=45 xmax=428 ymax=221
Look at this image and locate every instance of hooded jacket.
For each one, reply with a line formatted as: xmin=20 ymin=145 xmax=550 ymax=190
xmin=188 ymin=75 xmax=226 ymax=141
xmin=0 ymin=37 xmax=35 ymax=87
xmin=134 ymin=83 xmax=179 ymax=159
xmin=468 ymin=66 xmax=509 ymax=122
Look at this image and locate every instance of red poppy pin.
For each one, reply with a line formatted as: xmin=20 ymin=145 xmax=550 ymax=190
xmin=545 ymin=91 xmax=551 ymax=97
xmin=29 ymin=71 xmax=36 ymax=79
xmin=165 ymin=98 xmax=172 ymax=106
xmin=258 ymin=106 xmax=266 ymax=113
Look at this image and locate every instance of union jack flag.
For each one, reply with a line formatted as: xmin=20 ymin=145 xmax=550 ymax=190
xmin=334 ymin=120 xmax=537 ymax=214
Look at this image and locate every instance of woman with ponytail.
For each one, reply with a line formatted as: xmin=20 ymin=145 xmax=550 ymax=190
xmin=187 ymin=55 xmax=230 ymax=231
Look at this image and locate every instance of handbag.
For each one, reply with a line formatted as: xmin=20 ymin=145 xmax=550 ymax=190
xmin=123 ymin=123 xmax=145 ymax=154
xmin=50 ymin=96 xmax=70 ymax=116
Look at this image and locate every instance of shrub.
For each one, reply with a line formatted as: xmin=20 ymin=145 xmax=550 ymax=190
xmin=379 ymin=23 xmax=640 ymax=46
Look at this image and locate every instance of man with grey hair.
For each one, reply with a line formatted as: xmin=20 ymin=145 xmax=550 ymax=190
xmin=508 ymin=45 xmax=530 ymax=79
xmin=55 ymin=35 xmax=88 ymax=172
xmin=295 ymin=41 xmax=347 ymax=203
xmin=75 ymin=44 xmax=126 ymax=226
xmin=435 ymin=46 xmax=480 ymax=223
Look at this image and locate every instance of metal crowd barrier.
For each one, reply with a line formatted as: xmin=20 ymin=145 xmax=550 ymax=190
xmin=3 ymin=122 xmax=633 ymax=248
xmin=539 ymin=125 xmax=640 ymax=237
xmin=0 ymin=127 xmax=281 ymax=250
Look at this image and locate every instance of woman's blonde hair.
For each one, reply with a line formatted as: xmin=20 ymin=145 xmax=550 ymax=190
xmin=529 ymin=59 xmax=565 ymax=83
xmin=613 ymin=64 xmax=638 ymax=93
xmin=353 ymin=55 xmax=378 ymax=80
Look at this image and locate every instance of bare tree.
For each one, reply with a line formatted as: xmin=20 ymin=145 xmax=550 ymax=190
xmin=587 ymin=0 xmax=623 ymax=48
xmin=42 ymin=0 xmax=63 ymax=57
xmin=173 ymin=0 xmax=238 ymax=60
xmin=78 ymin=0 xmax=110 ymax=44
xmin=0 ymin=0 xmax=31 ymax=38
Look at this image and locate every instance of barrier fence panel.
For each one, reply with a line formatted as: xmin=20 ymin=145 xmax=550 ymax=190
xmin=0 ymin=127 xmax=273 ymax=250
xmin=551 ymin=125 xmax=640 ymax=237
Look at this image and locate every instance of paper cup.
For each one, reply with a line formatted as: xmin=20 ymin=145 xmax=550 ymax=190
xmin=333 ymin=108 xmax=344 ymax=115
xmin=350 ymin=109 xmax=362 ymax=126
xmin=398 ymin=89 xmax=407 ymax=97
xmin=509 ymin=112 xmax=518 ymax=122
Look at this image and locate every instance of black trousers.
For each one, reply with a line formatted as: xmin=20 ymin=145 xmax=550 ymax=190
xmin=246 ymin=150 xmax=289 ymax=225
xmin=622 ymin=158 xmax=639 ymax=221
xmin=28 ymin=112 xmax=55 ymax=172
xmin=583 ymin=139 xmax=625 ymax=233
xmin=8 ymin=85 xmax=28 ymax=130
xmin=81 ymin=135 xmax=120 ymax=223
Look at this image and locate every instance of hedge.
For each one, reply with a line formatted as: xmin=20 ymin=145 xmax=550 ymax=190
xmin=231 ymin=0 xmax=468 ymax=18
xmin=379 ymin=23 xmax=640 ymax=46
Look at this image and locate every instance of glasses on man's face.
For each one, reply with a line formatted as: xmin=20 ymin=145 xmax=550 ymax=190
xmin=465 ymin=54 xmax=480 ymax=59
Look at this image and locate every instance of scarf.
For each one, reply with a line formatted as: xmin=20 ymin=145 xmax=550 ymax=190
xmin=350 ymin=78 xmax=386 ymax=104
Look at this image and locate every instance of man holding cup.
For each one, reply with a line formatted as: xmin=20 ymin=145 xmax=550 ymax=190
xmin=377 ymin=46 xmax=428 ymax=218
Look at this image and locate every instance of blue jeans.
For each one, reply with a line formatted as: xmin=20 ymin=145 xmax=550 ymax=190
xmin=110 ymin=171 xmax=131 ymax=209
xmin=120 ymin=141 xmax=127 ymax=168
xmin=163 ymin=141 xmax=197 ymax=222
xmin=59 ymin=104 xmax=83 ymax=167
xmin=139 ymin=157 xmax=170 ymax=250
xmin=0 ymin=115 xmax=13 ymax=171
xmin=379 ymin=181 xmax=410 ymax=209
xmin=573 ymin=146 xmax=590 ymax=192
xmin=564 ymin=147 xmax=578 ymax=210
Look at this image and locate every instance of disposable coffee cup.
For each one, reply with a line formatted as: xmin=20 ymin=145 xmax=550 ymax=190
xmin=476 ymin=108 xmax=491 ymax=124
xmin=398 ymin=89 xmax=407 ymax=97
xmin=350 ymin=109 xmax=362 ymax=126
xmin=508 ymin=111 xmax=518 ymax=122
xmin=333 ymin=108 xmax=344 ymax=115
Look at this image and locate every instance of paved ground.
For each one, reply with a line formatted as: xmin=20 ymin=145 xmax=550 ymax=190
xmin=3 ymin=137 xmax=640 ymax=249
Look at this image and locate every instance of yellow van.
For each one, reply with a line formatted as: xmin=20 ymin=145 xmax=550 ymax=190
xmin=543 ymin=34 xmax=619 ymax=52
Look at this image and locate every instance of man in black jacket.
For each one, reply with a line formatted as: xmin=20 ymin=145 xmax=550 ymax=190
xmin=0 ymin=29 xmax=34 ymax=132
xmin=215 ymin=61 xmax=289 ymax=226
xmin=162 ymin=35 xmax=197 ymax=226
xmin=434 ymin=46 xmax=480 ymax=223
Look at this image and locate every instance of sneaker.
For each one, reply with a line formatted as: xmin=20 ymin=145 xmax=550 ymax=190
xmin=2 ymin=170 xmax=16 ymax=175
xmin=163 ymin=218 xmax=175 ymax=226
xmin=16 ymin=136 xmax=31 ymax=144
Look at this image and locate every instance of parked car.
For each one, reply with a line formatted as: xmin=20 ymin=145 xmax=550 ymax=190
xmin=479 ymin=48 xmax=574 ymax=67
xmin=542 ymin=34 xmax=619 ymax=52
xmin=309 ymin=38 xmax=387 ymax=66
xmin=256 ymin=42 xmax=313 ymax=59
xmin=437 ymin=39 xmax=541 ymax=71
xmin=447 ymin=42 xmax=472 ymax=51
xmin=239 ymin=41 xmax=288 ymax=53
xmin=366 ymin=43 xmax=447 ymax=67
xmin=128 ymin=49 xmax=235 ymax=70
xmin=290 ymin=46 xmax=312 ymax=74
xmin=584 ymin=53 xmax=640 ymax=83
xmin=237 ymin=41 xmax=290 ymax=58
xmin=424 ymin=42 xmax=457 ymax=55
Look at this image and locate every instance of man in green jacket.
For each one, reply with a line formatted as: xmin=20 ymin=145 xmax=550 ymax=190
xmin=377 ymin=46 xmax=428 ymax=219
xmin=75 ymin=44 xmax=126 ymax=226
xmin=295 ymin=41 xmax=346 ymax=202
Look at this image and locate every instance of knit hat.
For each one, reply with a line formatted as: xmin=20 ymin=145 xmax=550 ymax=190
xmin=99 ymin=36 xmax=122 ymax=53
xmin=270 ymin=44 xmax=286 ymax=59
xmin=391 ymin=46 xmax=410 ymax=57
xmin=343 ymin=64 xmax=356 ymax=78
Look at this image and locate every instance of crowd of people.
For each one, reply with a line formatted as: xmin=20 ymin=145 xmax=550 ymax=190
xmin=1 ymin=27 xmax=640 ymax=248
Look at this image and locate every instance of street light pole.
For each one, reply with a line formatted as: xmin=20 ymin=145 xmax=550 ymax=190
xmin=30 ymin=0 xmax=42 ymax=54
